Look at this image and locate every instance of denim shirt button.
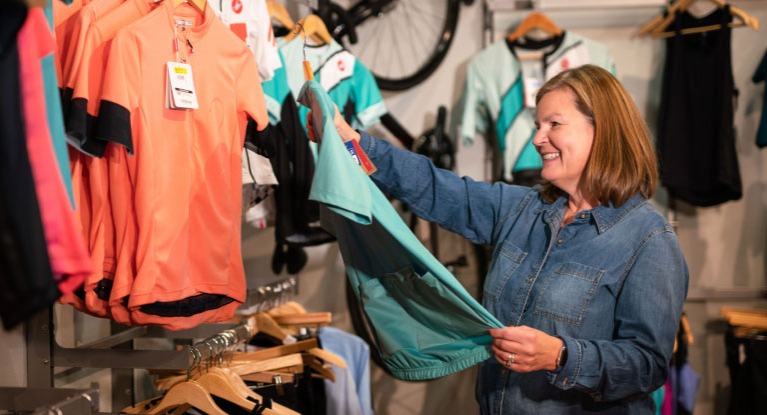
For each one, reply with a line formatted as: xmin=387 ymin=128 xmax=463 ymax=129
xmin=527 ymin=277 xmax=533 ymax=283
xmin=579 ymin=213 xmax=587 ymax=219
xmin=557 ymin=238 xmax=564 ymax=244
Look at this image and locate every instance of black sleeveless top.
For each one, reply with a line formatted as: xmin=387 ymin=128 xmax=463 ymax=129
xmin=656 ymin=5 xmax=742 ymax=207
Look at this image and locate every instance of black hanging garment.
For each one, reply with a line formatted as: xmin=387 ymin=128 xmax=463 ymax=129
xmin=725 ymin=330 xmax=767 ymax=415
xmin=0 ymin=1 xmax=60 ymax=330
xmin=656 ymin=6 xmax=742 ymax=207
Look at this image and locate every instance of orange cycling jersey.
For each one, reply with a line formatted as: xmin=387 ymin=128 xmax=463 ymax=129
xmin=95 ymin=0 xmax=269 ymax=329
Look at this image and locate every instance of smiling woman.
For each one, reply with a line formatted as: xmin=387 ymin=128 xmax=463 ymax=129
xmin=305 ymin=63 xmax=688 ymax=414
xmin=534 ymin=64 xmax=659 ymax=210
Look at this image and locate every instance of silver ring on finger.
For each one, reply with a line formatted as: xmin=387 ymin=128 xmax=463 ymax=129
xmin=506 ymin=352 xmax=515 ymax=367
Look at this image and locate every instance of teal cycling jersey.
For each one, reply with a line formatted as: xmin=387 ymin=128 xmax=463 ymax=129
xmin=297 ymin=80 xmax=503 ymax=381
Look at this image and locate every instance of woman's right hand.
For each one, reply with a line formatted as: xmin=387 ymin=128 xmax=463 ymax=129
xmin=306 ymin=105 xmax=360 ymax=144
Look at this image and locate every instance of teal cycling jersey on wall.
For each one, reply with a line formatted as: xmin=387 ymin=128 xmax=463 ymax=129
xmin=297 ymin=80 xmax=504 ymax=381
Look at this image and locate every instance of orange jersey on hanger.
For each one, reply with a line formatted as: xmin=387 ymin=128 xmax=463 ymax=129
xmin=95 ymin=0 xmax=268 ymax=329
xmin=65 ymin=0 xmax=161 ymax=322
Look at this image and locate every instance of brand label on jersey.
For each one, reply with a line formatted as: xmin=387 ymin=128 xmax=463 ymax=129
xmin=345 ymin=140 xmax=377 ymax=175
xmin=166 ymin=62 xmax=199 ymax=110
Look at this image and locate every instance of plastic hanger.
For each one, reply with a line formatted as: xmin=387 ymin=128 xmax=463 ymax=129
xmin=641 ymin=0 xmax=759 ymax=38
xmin=507 ymin=12 xmax=563 ymax=42
xmin=266 ymin=1 xmax=294 ymax=29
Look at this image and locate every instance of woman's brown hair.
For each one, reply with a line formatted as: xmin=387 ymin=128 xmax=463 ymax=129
xmin=535 ymin=64 xmax=658 ymax=207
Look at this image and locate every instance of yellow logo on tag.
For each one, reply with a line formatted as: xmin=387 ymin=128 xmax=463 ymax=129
xmin=174 ymin=67 xmax=188 ymax=75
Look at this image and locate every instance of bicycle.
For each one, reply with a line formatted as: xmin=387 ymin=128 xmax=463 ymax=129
xmin=313 ymin=0 xmax=474 ymax=91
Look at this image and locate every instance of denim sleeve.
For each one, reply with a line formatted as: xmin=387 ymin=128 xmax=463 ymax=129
xmin=358 ymin=131 xmax=521 ymax=245
xmin=549 ymin=228 xmax=689 ymax=402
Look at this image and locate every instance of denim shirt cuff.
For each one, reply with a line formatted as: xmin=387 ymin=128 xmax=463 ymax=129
xmin=358 ymin=130 xmax=377 ymax=155
xmin=547 ymin=337 xmax=579 ymax=390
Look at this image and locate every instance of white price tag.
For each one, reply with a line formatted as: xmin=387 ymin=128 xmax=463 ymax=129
xmin=166 ymin=61 xmax=199 ymax=110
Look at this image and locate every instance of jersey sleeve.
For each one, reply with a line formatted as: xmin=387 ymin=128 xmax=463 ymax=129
xmin=67 ymin=22 xmax=105 ymax=151
xmin=237 ymin=50 xmax=271 ymax=153
xmin=251 ymin=0 xmax=280 ymax=82
xmin=93 ymin=29 xmax=139 ymax=154
xmin=350 ymin=59 xmax=387 ymax=130
xmin=460 ymin=57 xmax=487 ymax=146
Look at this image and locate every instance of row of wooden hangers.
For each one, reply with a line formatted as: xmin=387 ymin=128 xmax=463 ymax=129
xmin=123 ymin=301 xmax=342 ymax=415
xmin=506 ymin=0 xmax=759 ymax=43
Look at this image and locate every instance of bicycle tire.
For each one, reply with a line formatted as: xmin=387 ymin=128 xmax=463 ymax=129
xmin=336 ymin=0 xmax=461 ymax=91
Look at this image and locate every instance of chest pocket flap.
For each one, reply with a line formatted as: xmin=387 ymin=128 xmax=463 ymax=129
xmin=534 ymin=262 xmax=604 ymax=326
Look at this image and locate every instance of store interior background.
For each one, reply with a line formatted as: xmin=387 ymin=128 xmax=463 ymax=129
xmin=1 ymin=1 xmax=767 ymax=414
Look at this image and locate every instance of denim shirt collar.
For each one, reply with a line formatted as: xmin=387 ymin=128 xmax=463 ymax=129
xmin=539 ymin=192 xmax=648 ymax=234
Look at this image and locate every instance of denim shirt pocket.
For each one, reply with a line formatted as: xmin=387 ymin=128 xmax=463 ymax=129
xmin=533 ymin=262 xmax=604 ymax=326
xmin=484 ymin=241 xmax=527 ymax=301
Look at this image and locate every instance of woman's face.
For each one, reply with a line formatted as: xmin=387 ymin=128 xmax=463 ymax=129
xmin=533 ymin=87 xmax=594 ymax=196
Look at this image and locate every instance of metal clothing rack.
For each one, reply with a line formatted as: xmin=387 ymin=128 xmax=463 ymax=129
xmin=4 ymin=277 xmax=298 ymax=414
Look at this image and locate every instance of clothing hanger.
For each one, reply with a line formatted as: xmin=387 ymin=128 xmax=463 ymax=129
xmin=123 ymin=380 xmax=228 ymax=415
xmin=284 ymin=14 xmax=334 ymax=45
xmin=231 ymin=337 xmax=348 ymax=369
xmin=266 ymin=301 xmax=309 ymax=316
xmin=230 ymin=353 xmax=305 ymax=376
xmin=643 ymin=0 xmax=759 ymax=38
xmin=271 ymin=311 xmax=332 ymax=326
xmin=24 ymin=0 xmax=47 ymax=7
xmin=680 ymin=314 xmax=694 ymax=346
xmin=507 ymin=12 xmax=563 ymax=43
xmin=266 ymin=1 xmax=294 ymax=29
xmin=303 ymin=353 xmax=336 ymax=382
xmin=196 ymin=370 xmax=282 ymax=414
xmin=172 ymin=0 xmax=206 ymax=15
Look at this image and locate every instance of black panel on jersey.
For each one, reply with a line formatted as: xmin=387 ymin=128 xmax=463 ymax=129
xmin=94 ymin=99 xmax=133 ymax=154
xmin=67 ymin=97 xmax=108 ymax=157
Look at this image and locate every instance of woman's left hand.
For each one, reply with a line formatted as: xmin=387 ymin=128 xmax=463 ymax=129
xmin=488 ymin=325 xmax=564 ymax=373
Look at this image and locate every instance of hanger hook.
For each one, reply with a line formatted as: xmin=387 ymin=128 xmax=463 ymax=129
xmin=294 ymin=20 xmax=308 ymax=61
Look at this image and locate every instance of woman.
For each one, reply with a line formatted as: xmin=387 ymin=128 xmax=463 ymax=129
xmin=308 ymin=64 xmax=689 ymax=414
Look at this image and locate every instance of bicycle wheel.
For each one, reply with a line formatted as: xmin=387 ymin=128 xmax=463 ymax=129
xmin=337 ymin=0 xmax=460 ymax=91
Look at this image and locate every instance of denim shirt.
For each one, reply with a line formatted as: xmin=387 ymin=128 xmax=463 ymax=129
xmin=359 ymin=132 xmax=689 ymax=414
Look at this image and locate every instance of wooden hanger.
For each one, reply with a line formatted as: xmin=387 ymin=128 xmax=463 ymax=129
xmin=172 ymin=0 xmax=206 ymax=15
xmin=267 ymin=1 xmax=294 ymax=29
xmin=231 ymin=337 xmax=348 ymax=369
xmin=641 ymin=0 xmax=759 ymax=38
xmin=242 ymin=312 xmax=296 ymax=343
xmin=230 ymin=353 xmax=305 ymax=376
xmin=271 ymin=311 xmax=333 ymax=326
xmin=284 ymin=14 xmax=334 ymax=45
xmin=267 ymin=301 xmax=309 ymax=316
xmin=508 ymin=12 xmax=563 ymax=42
xmin=123 ymin=380 xmax=227 ymax=415
xmin=196 ymin=371 xmax=284 ymax=414
xmin=232 ymin=338 xmax=319 ymax=362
